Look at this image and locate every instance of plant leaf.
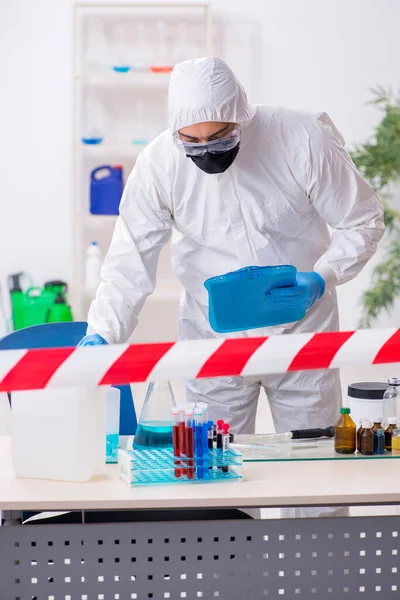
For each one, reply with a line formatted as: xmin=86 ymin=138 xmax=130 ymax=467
xmin=359 ymin=236 xmax=400 ymax=327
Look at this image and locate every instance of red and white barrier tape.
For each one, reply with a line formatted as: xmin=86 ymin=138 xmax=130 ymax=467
xmin=1 ymin=328 xmax=400 ymax=392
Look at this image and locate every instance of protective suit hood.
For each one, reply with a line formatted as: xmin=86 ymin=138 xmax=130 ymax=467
xmin=168 ymin=57 xmax=256 ymax=133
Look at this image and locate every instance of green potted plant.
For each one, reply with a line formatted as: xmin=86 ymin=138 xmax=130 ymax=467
xmin=350 ymin=87 xmax=400 ymax=327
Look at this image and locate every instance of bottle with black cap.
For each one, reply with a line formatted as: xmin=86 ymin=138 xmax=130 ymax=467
xmin=46 ymin=293 xmax=73 ymax=323
xmin=347 ymin=382 xmax=388 ymax=430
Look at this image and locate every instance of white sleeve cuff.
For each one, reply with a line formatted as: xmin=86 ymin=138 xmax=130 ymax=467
xmin=85 ymin=325 xmax=116 ymax=345
xmin=314 ymin=263 xmax=339 ymax=294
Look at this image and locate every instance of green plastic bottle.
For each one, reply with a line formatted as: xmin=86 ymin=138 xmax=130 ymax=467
xmin=8 ymin=274 xmax=73 ymax=330
xmin=46 ymin=293 xmax=73 ymax=323
xmin=334 ymin=407 xmax=356 ymax=454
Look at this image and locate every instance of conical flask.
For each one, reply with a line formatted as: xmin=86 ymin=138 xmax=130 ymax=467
xmin=133 ymin=381 xmax=177 ymax=449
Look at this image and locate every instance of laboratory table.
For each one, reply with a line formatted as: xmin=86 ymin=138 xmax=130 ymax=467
xmin=1 ymin=436 xmax=400 ymax=599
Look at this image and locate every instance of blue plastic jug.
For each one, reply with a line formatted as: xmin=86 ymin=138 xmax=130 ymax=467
xmin=90 ymin=165 xmax=123 ymax=215
xmin=204 ymin=265 xmax=306 ymax=333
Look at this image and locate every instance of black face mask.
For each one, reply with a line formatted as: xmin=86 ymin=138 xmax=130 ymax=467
xmin=188 ymin=144 xmax=240 ymax=174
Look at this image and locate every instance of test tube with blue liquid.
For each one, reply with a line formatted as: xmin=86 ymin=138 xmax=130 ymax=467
xmin=196 ymin=402 xmax=209 ymax=478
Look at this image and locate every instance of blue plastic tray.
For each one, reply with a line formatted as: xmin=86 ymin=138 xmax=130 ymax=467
xmin=204 ymin=265 xmax=305 ymax=333
xmin=118 ymin=447 xmax=243 ymax=487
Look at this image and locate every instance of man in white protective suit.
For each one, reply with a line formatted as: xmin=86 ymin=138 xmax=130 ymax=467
xmin=80 ymin=58 xmax=384 ymax=514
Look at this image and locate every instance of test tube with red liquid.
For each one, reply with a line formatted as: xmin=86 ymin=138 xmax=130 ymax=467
xmin=172 ymin=407 xmax=181 ymax=478
xmin=179 ymin=405 xmax=187 ymax=476
xmin=185 ymin=407 xmax=195 ymax=479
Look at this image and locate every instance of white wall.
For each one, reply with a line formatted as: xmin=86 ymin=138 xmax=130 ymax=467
xmin=1 ymin=0 xmax=400 ymax=333
xmin=0 ymin=0 xmax=73 ymax=300
xmin=257 ymin=0 xmax=400 ymax=330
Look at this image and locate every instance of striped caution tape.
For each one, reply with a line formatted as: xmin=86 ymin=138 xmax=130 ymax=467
xmin=0 ymin=328 xmax=399 ymax=392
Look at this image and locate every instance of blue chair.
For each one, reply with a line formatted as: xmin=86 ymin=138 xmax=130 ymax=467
xmin=0 ymin=322 xmax=137 ymax=435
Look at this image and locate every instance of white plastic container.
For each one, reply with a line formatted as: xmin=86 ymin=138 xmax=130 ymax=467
xmin=11 ymin=387 xmax=106 ymax=481
xmin=85 ymin=241 xmax=102 ymax=291
xmin=0 ymin=392 xmax=11 ymax=436
xmin=347 ymin=382 xmax=387 ymax=429
xmin=106 ymin=387 xmax=120 ymax=463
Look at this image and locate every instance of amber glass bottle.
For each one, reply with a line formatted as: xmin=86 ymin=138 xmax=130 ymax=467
xmin=334 ymin=408 xmax=356 ymax=454
xmin=385 ymin=418 xmax=398 ymax=451
xmin=357 ymin=419 xmax=367 ymax=452
xmin=360 ymin=421 xmax=375 ymax=455
xmin=372 ymin=417 xmax=384 ymax=433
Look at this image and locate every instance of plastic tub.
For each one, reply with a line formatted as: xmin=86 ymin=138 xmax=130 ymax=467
xmin=204 ymin=265 xmax=302 ymax=333
xmin=347 ymin=382 xmax=387 ymax=428
xmin=11 ymin=387 xmax=106 ymax=481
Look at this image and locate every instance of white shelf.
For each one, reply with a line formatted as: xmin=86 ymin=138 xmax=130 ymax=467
xmin=76 ymin=71 xmax=171 ymax=87
xmin=79 ymin=143 xmax=147 ymax=157
xmin=81 ymin=214 xmax=118 ymax=227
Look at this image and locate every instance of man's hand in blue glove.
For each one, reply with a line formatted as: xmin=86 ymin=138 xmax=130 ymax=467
xmin=77 ymin=334 xmax=108 ymax=347
xmin=267 ymin=272 xmax=325 ymax=312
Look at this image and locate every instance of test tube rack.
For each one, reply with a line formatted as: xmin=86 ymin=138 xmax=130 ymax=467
xmin=118 ymin=447 xmax=243 ymax=487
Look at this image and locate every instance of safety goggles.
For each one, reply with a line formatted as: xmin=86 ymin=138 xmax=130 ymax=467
xmin=174 ymin=126 xmax=241 ymax=156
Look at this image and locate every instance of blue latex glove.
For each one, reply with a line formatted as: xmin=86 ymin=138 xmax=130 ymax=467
xmin=77 ymin=334 xmax=108 ymax=347
xmin=267 ymin=272 xmax=325 ymax=312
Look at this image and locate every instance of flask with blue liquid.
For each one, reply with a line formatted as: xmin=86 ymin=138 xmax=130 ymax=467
xmin=81 ymin=95 xmax=104 ymax=145
xmin=133 ymin=381 xmax=177 ymax=449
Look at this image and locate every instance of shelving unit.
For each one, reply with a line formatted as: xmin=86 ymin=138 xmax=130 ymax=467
xmin=76 ymin=71 xmax=172 ymax=86
xmin=72 ymin=3 xmax=212 ymax=329
xmin=79 ymin=143 xmax=145 ymax=157
xmin=82 ymin=214 xmax=118 ymax=226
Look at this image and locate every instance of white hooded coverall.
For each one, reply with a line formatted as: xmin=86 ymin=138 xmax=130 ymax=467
xmin=88 ymin=58 xmax=384 ymax=447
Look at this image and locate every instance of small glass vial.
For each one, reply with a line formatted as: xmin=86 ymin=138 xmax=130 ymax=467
xmin=360 ymin=420 xmax=375 ymax=455
xmin=372 ymin=417 xmax=384 ymax=433
xmin=385 ymin=417 xmax=398 ymax=451
xmin=374 ymin=429 xmax=385 ymax=455
xmin=391 ymin=429 xmax=400 ymax=455
xmin=334 ymin=408 xmax=356 ymax=454
xmin=357 ymin=419 xmax=367 ymax=452
xmin=383 ymin=378 xmax=400 ymax=426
